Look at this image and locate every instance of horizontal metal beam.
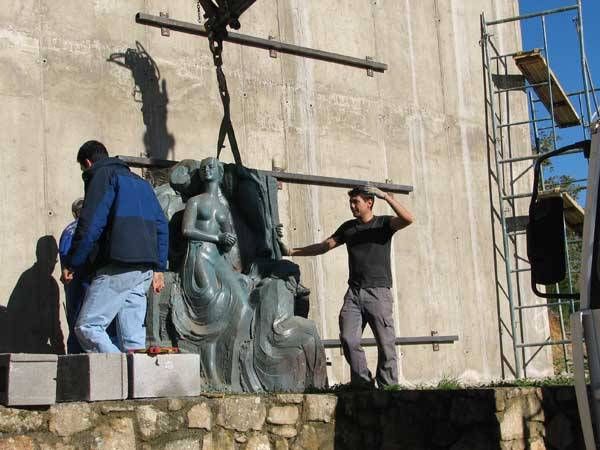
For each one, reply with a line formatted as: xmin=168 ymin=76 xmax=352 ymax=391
xmin=499 ymin=147 xmax=584 ymax=164
xmin=117 ymin=155 xmax=413 ymax=194
xmin=136 ymin=13 xmax=387 ymax=73
xmin=486 ymin=5 xmax=578 ymax=26
xmin=502 ymin=192 xmax=533 ymax=201
xmin=321 ymin=335 xmax=459 ymax=349
xmin=516 ymin=339 xmax=571 ymax=349
xmin=515 ymin=300 xmax=580 ymax=310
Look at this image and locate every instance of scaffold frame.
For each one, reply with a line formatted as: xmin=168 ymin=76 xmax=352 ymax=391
xmin=480 ymin=0 xmax=599 ymax=378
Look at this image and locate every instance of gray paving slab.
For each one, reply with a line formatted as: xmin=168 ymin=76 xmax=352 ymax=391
xmin=56 ymin=353 xmax=128 ymax=402
xmin=128 ymin=353 xmax=201 ymax=398
xmin=0 ymin=353 xmax=57 ymax=406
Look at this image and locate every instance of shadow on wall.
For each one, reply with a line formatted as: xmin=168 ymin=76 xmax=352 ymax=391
xmin=0 ymin=236 xmax=65 ymax=354
xmin=108 ymin=41 xmax=175 ymax=184
xmin=491 ymin=73 xmax=526 ymax=91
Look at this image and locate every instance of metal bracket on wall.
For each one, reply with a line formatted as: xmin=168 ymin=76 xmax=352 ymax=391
xmin=159 ymin=12 xmax=170 ymax=37
xmin=431 ymin=330 xmax=440 ymax=351
xmin=136 ymin=13 xmax=388 ymax=74
xmin=366 ymin=56 xmax=374 ymax=77
xmin=268 ymin=36 xmax=277 ymax=58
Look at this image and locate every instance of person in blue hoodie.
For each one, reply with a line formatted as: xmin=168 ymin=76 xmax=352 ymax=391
xmin=62 ymin=140 xmax=168 ymax=353
xmin=59 ymin=198 xmax=86 ymax=353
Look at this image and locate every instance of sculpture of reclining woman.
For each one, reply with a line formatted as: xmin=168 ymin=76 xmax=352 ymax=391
xmin=158 ymin=157 xmax=327 ymax=392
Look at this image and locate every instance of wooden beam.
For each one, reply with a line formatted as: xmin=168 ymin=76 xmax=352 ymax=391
xmin=513 ymin=50 xmax=581 ymax=128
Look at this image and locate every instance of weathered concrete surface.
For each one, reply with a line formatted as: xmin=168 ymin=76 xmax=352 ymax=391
xmin=0 ymin=1 xmax=550 ymax=383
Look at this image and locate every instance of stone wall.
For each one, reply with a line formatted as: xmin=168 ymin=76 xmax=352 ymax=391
xmin=0 ymin=387 xmax=584 ymax=449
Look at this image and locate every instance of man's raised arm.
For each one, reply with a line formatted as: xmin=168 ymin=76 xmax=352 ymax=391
xmin=363 ymin=185 xmax=414 ymax=231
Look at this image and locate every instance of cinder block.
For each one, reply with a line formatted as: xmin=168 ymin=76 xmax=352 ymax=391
xmin=128 ymin=353 xmax=201 ymax=398
xmin=0 ymin=353 xmax=57 ymax=406
xmin=56 ymin=353 xmax=128 ymax=402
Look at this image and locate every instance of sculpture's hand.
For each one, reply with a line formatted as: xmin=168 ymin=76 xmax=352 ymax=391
xmin=152 ymin=272 xmax=165 ymax=293
xmin=361 ymin=184 xmax=387 ymax=199
xmin=276 ymin=223 xmax=284 ymax=239
xmin=276 ymin=224 xmax=291 ymax=257
xmin=218 ymin=232 xmax=237 ymax=251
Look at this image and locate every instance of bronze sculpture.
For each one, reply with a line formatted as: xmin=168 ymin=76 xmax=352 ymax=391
xmin=149 ymin=157 xmax=327 ymax=392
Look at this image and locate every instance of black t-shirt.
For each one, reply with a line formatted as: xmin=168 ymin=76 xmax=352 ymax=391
xmin=331 ymin=215 xmax=396 ymax=288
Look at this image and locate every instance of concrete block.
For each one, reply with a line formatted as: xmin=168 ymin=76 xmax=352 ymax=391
xmin=128 ymin=353 xmax=201 ymax=398
xmin=0 ymin=353 xmax=57 ymax=406
xmin=56 ymin=353 xmax=128 ymax=402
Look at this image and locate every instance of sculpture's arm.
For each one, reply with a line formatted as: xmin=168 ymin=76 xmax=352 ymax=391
xmin=181 ymin=198 xmax=219 ymax=243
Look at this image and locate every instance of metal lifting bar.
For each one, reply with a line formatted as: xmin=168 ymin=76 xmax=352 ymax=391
xmin=136 ymin=13 xmax=387 ymax=73
xmin=117 ymin=155 xmax=413 ymax=195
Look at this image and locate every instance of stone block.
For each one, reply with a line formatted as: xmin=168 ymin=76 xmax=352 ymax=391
xmin=303 ymin=395 xmax=337 ymax=423
xmin=56 ymin=354 xmax=127 ymax=402
xmin=49 ymin=403 xmax=94 ymax=436
xmin=188 ymin=403 xmax=212 ymax=430
xmin=268 ymin=406 xmax=299 ymax=425
xmin=90 ymin=417 xmax=136 ymax=449
xmin=0 ymin=353 xmax=57 ymax=406
xmin=216 ymin=396 xmax=266 ymax=431
xmin=128 ymin=353 xmax=201 ymax=398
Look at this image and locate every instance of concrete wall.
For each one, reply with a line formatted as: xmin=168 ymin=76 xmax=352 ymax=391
xmin=0 ymin=1 xmax=552 ymax=383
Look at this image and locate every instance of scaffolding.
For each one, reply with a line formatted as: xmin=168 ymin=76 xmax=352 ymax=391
xmin=480 ymin=1 xmax=600 ymax=378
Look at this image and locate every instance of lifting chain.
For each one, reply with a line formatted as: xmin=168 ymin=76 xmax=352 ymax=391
xmin=197 ymin=1 xmax=242 ymax=165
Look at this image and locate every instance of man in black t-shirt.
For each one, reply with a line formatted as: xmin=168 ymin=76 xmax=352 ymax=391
xmin=277 ymin=185 xmax=414 ymax=388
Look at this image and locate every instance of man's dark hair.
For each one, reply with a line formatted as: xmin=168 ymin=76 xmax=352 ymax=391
xmin=77 ymin=140 xmax=109 ymax=164
xmin=347 ymin=186 xmax=375 ymax=208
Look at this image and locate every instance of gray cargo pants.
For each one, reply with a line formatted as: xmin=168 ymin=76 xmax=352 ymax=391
xmin=339 ymin=286 xmax=398 ymax=387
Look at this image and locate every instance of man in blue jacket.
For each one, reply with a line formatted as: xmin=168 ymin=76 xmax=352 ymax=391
xmin=62 ymin=140 xmax=168 ymax=353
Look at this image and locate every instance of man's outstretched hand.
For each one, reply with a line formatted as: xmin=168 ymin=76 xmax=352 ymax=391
xmin=276 ymin=224 xmax=292 ymax=256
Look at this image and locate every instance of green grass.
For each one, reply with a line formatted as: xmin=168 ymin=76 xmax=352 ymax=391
xmin=435 ymin=376 xmax=463 ymax=390
xmin=298 ymin=374 xmax=575 ymax=395
xmin=487 ymin=375 xmax=575 ymax=388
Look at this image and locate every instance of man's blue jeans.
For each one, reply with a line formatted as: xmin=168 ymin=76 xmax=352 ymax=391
xmin=75 ymin=264 xmax=153 ymax=353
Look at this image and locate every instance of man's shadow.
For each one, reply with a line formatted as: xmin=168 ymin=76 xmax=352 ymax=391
xmin=0 ymin=236 xmax=65 ymax=354
xmin=108 ymin=41 xmax=175 ymax=184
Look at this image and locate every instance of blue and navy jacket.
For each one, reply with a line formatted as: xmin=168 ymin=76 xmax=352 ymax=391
xmin=65 ymin=158 xmax=168 ymax=272
xmin=58 ymin=220 xmax=78 ymax=268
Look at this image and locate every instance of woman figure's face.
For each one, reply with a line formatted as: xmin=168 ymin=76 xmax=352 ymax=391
xmin=199 ymin=158 xmax=220 ymax=182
